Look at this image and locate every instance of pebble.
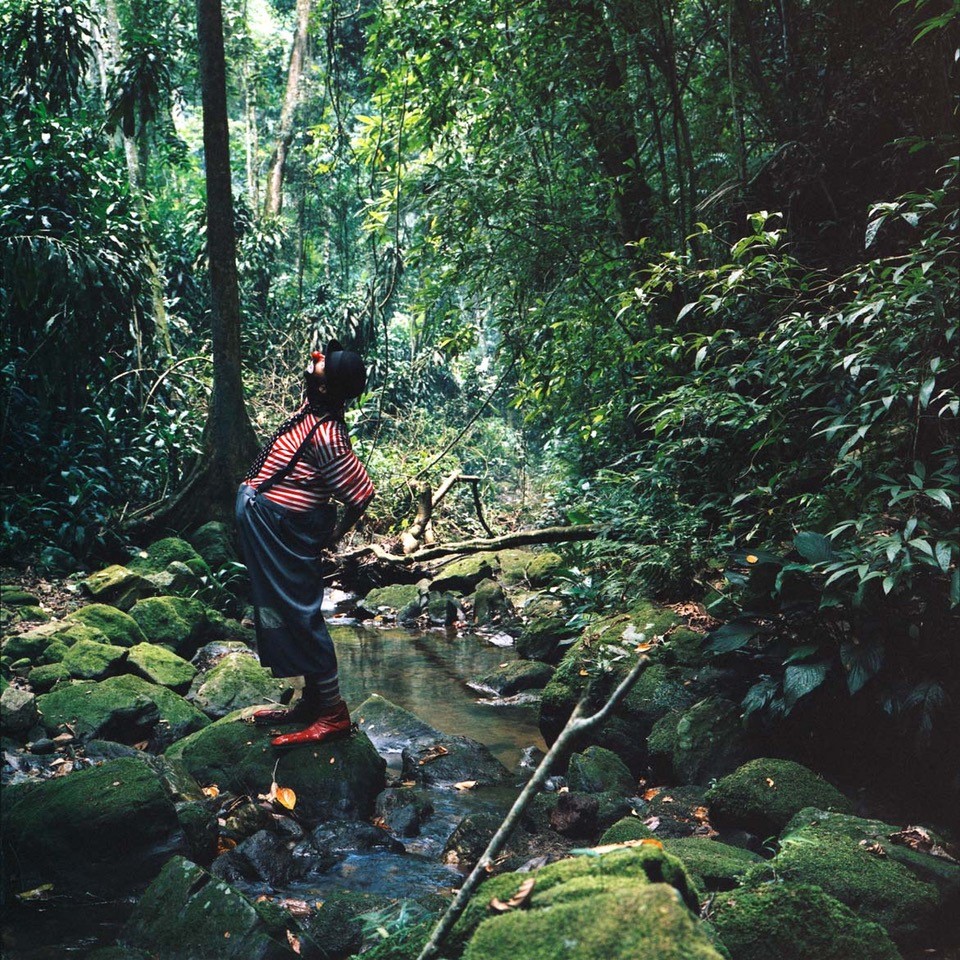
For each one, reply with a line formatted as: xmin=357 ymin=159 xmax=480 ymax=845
xmin=29 ymin=738 xmax=56 ymax=755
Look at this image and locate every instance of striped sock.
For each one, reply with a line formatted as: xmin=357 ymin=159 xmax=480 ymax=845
xmin=303 ymin=673 xmax=342 ymax=710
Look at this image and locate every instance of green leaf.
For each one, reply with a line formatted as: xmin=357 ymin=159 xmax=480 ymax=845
xmin=926 ymin=489 xmax=953 ymax=510
xmin=841 ymin=641 xmax=884 ymax=695
xmin=919 ymin=377 xmax=936 ymax=409
xmin=707 ymin=620 xmax=759 ymax=655
xmin=783 ymin=661 xmax=831 ymax=708
xmin=935 ymin=541 xmax=952 ymax=573
xmin=793 ymin=531 xmax=835 ymax=563
xmin=784 ymin=644 xmax=820 ymax=664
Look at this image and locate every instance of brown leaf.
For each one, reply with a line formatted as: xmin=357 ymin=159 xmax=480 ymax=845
xmin=278 ymin=898 xmax=312 ymax=918
xmin=202 ymin=785 xmax=221 ymax=799
xmin=217 ymin=837 xmax=237 ymax=855
xmin=287 ymin=930 xmax=301 ymax=955
xmin=453 ymin=780 xmax=478 ymax=791
xmin=887 ymin=827 xmax=958 ymax=863
xmin=418 ymin=744 xmax=450 ymax=766
xmin=489 ymin=877 xmax=536 ymax=913
xmin=693 ymin=806 xmax=710 ymax=821
xmin=661 ymin=795 xmax=674 ymax=803
xmin=859 ymin=840 xmax=886 ymax=857
xmin=642 ymin=788 xmax=661 ymax=801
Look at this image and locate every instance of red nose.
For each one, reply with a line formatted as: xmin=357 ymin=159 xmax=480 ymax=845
xmin=311 ymin=351 xmax=323 ymax=361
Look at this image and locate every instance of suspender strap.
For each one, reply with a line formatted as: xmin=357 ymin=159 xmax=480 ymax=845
xmin=255 ymin=415 xmax=330 ymax=496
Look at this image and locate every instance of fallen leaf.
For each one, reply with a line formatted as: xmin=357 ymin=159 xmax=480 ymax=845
xmin=133 ymin=740 xmax=149 ymax=751
xmin=217 ymin=837 xmax=237 ymax=855
xmin=578 ymin=669 xmax=589 ymax=676
xmin=888 ymin=827 xmax=959 ymax=863
xmin=401 ymin=780 xmax=417 ymax=787
xmin=644 ymin=816 xmax=660 ymax=831
xmin=329 ymin=757 xmax=335 ymax=764
xmin=641 ymin=837 xmax=665 ymax=849
xmin=202 ymin=785 xmax=221 ymax=799
xmin=693 ymin=806 xmax=709 ymax=821
xmin=642 ymin=788 xmax=661 ymax=801
xmin=278 ymin=898 xmax=311 ymax=917
xmin=489 ymin=877 xmax=536 ymax=913
xmin=287 ymin=930 xmax=301 ymax=955
xmin=418 ymin=744 xmax=450 ymax=765
xmin=635 ymin=643 xmax=653 ymax=653
xmin=746 ymin=555 xmax=759 ymax=564
xmin=859 ymin=840 xmax=886 ymax=857
xmin=453 ymin=780 xmax=478 ymax=791
xmin=224 ymin=932 xmax=230 ymax=939
xmin=258 ymin=782 xmax=278 ymax=803
xmin=16 ymin=884 xmax=54 ymax=902
xmin=662 ymin=795 xmax=674 ymax=803
xmin=275 ymin=786 xmax=297 ymax=810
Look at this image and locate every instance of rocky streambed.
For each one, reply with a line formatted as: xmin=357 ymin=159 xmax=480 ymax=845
xmin=2 ymin=531 xmax=958 ymax=960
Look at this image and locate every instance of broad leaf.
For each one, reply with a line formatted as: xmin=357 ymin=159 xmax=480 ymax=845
xmin=793 ymin=531 xmax=835 ymax=563
xmin=707 ymin=620 xmax=760 ymax=655
xmin=783 ymin=661 xmax=831 ymax=708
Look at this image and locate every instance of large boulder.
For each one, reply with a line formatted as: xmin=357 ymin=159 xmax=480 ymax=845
xmin=514 ymin=616 xmax=574 ymax=663
xmin=119 ymin=856 xmax=302 ymax=960
xmin=61 ymin=638 xmax=129 ymax=680
xmin=81 ymin=565 xmax=157 ymax=611
xmin=754 ymin=807 xmax=953 ymax=945
xmin=710 ymin=882 xmax=901 ymax=960
xmin=129 ymin=537 xmax=211 ymax=579
xmin=1 ymin=621 xmax=105 ymax=665
xmin=354 ymin=693 xmax=441 ymax=753
xmin=567 ymin=745 xmax=635 ymax=795
xmin=189 ymin=521 xmax=239 ymax=571
xmin=430 ymin=555 xmax=498 ymax=594
xmin=129 ymin=596 xmax=227 ymax=658
xmin=470 ymin=578 xmax=513 ymax=626
xmin=357 ymin=584 xmax=423 ymax=622
xmin=661 ymin=838 xmax=764 ymax=894
xmin=471 ymin=660 xmax=554 ymax=697
xmin=165 ymin=711 xmax=386 ymax=823
xmin=37 ymin=675 xmax=210 ymax=745
xmin=2 ymin=757 xmax=216 ymax=896
xmin=706 ymin=758 xmax=853 ymax=835
xmin=65 ymin=604 xmax=148 ymax=647
xmin=190 ymin=652 xmax=291 ymax=719
xmin=127 ymin=643 xmax=197 ymax=693
xmin=497 ymin=549 xmax=563 ymax=587
xmin=1 ymin=686 xmax=37 ymax=734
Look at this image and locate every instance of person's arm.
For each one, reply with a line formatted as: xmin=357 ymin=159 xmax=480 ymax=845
xmin=330 ymin=502 xmax=365 ymax=547
xmin=314 ymin=420 xmax=374 ymax=550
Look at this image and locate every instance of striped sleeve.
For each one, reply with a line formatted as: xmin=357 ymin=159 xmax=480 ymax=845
xmin=312 ymin=420 xmax=375 ymax=509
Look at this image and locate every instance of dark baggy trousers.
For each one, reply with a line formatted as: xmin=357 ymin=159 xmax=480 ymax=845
xmin=235 ymin=484 xmax=338 ymax=683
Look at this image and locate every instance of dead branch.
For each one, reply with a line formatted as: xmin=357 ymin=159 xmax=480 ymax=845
xmin=415 ymin=651 xmax=652 ymax=960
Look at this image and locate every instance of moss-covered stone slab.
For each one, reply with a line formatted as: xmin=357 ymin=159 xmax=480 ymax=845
xmin=354 ymin=693 xmax=440 ymax=753
xmin=496 ymin=549 xmax=564 ymax=587
xmin=1 ymin=621 xmax=105 ymax=664
xmin=81 ymin=564 xmax=157 ymax=611
xmin=128 ymin=537 xmax=208 ymax=576
xmin=120 ymin=856 xmax=300 ymax=959
xmin=706 ymin=758 xmax=853 ymax=835
xmin=711 ymin=882 xmax=901 ymax=960
xmin=430 ymin=555 xmax=499 ymax=594
xmin=37 ymin=675 xmax=209 ymax=744
xmin=65 ymin=604 xmax=148 ymax=647
xmin=127 ymin=643 xmax=197 ymax=693
xmin=189 ymin=521 xmax=239 ymax=571
xmin=472 ymin=660 xmax=554 ymax=697
xmin=750 ymin=808 xmax=945 ymax=944
xmin=61 ymin=638 xmax=129 ymax=680
xmin=471 ymin=577 xmax=513 ymax=625
xmin=128 ymin=596 xmax=225 ymax=657
xmin=1 ymin=757 xmax=215 ymax=896
xmin=191 ymin=653 xmax=290 ymax=719
xmin=27 ymin=661 xmax=71 ymax=692
xmin=567 ymin=745 xmax=635 ymax=795
xmin=662 ymin=838 xmax=763 ymax=894
xmin=165 ymin=711 xmax=386 ymax=823
xmin=449 ymin=845 xmax=705 ymax=957
xmin=0 ymin=585 xmax=40 ymax=606
xmin=357 ymin=583 xmax=423 ymax=621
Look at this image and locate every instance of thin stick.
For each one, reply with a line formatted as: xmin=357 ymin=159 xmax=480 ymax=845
xmin=415 ymin=652 xmax=651 ymax=960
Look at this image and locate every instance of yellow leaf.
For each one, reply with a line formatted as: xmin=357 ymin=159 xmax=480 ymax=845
xmin=635 ymin=643 xmax=653 ymax=652
xmin=766 ymin=777 xmax=775 ymax=787
xmin=275 ymin=786 xmax=297 ymax=810
xmin=640 ymin=838 xmax=664 ymax=849
xmin=746 ymin=554 xmax=759 ymax=563
xmin=202 ymin=784 xmax=220 ymax=799
xmin=642 ymin=787 xmax=661 ymax=801
xmin=579 ymin=669 xmax=589 ymax=676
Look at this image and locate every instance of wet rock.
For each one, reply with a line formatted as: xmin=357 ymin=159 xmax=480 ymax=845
xmin=357 ymin=583 xmax=423 ymax=622
xmin=706 ymin=758 xmax=853 ymax=835
xmin=309 ymin=818 xmax=405 ymax=858
xmin=212 ymin=828 xmax=313 ymax=887
xmin=354 ymin=694 xmax=440 ymax=753
xmin=189 ymin=521 xmax=239 ymax=571
xmin=127 ymin=642 xmax=197 ymax=693
xmin=375 ymin=786 xmax=434 ymax=838
xmin=443 ymin=812 xmax=502 ymax=868
xmin=401 ymin=734 xmax=511 ymax=787
xmin=65 ymin=604 xmax=148 ymax=647
xmin=129 ymin=596 xmax=227 ymax=658
xmin=638 ymin=785 xmax=713 ymax=840
xmin=514 ymin=617 xmax=572 ymax=663
xmin=519 ymin=744 xmax=546 ymax=770
xmin=165 ymin=711 xmax=386 ymax=823
xmin=449 ymin=845 xmax=703 ymax=957
xmin=61 ymin=638 xmax=129 ymax=680
xmin=220 ymin=798 xmax=276 ymax=845
xmin=431 ymin=555 xmax=499 ymax=594
xmin=472 ymin=660 xmax=554 ymax=697
xmin=710 ymin=882 xmax=901 ymax=960
xmin=27 ymin=736 xmax=56 ymax=754
xmin=1 ymin=757 xmax=216 ymax=896
xmin=549 ymin=792 xmax=599 ymax=838
xmin=37 ymin=675 xmax=209 ymax=745
xmin=81 ymin=564 xmax=157 ymax=611
xmin=470 ymin=578 xmax=513 ymax=625
xmin=1 ymin=686 xmax=37 ymax=734
xmin=661 ymin=837 xmax=763 ymax=893
xmin=191 ymin=652 xmax=291 ymax=719
xmin=649 ymin=697 xmax=759 ymax=785
xmin=120 ymin=856 xmax=302 ymax=959
xmin=567 ymin=745 xmax=635 ymax=795
xmin=599 ymin=816 xmax=655 ymax=845
xmin=426 ymin=590 xmax=463 ymax=625
xmin=301 ymin=889 xmax=400 ymax=960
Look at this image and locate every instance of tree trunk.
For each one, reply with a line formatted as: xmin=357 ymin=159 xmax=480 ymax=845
xmin=128 ymin=0 xmax=258 ymax=535
xmin=263 ymin=0 xmax=312 ymax=219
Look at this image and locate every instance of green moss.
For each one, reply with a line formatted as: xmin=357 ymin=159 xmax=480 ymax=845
xmin=471 ymin=578 xmax=512 ymax=624
xmin=9 ymin=605 xmax=52 ymax=625
xmin=39 ymin=639 xmax=70 ymax=664
xmin=661 ymin=839 xmax=763 ymax=893
xmin=1 ymin=586 xmax=40 ymax=605
xmin=463 ymin=883 xmax=722 ymax=960
xmin=361 ymin=584 xmax=422 ymax=619
xmin=28 ymin=661 xmax=71 ymax=692
xmin=660 ymin=627 xmax=708 ymax=668
xmin=127 ymin=643 xmax=197 ymax=692
xmin=0 ymin=621 xmax=96 ymax=664
xmin=431 ymin=555 xmax=498 ymax=593
xmin=515 ymin=616 xmax=571 ymax=662
xmin=599 ymin=817 xmax=655 ymax=844
xmin=191 ymin=653 xmax=290 ymax=718
xmin=128 ymin=596 xmax=222 ymax=656
xmin=706 ymin=759 xmax=853 ymax=835
xmin=474 ymin=660 xmax=553 ymax=696
xmin=667 ymin=698 xmax=757 ymax=785
xmin=711 ymin=883 xmax=901 ymax=960
xmin=61 ymin=639 xmax=129 ymax=680
xmin=81 ymin=565 xmax=156 ymax=611
xmin=567 ymin=745 xmax=634 ymax=795
xmin=188 ymin=521 xmax=238 ymax=570
xmin=524 ymin=551 xmax=563 ymax=587
xmin=66 ymin=604 xmax=148 ymax=647
xmin=128 ymin=537 xmax=207 ymax=575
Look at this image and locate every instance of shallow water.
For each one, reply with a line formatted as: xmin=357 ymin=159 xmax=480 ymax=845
xmin=2 ymin=624 xmax=545 ymax=959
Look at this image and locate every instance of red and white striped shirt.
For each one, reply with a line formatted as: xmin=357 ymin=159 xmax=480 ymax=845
xmin=250 ymin=412 xmax=375 ymax=512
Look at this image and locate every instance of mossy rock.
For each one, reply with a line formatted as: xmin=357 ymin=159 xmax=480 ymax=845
xmin=81 ymin=564 xmax=157 ymax=611
xmin=497 ymin=549 xmax=563 ymax=587
xmin=65 ymin=604 xmax=149 ymax=647
xmin=3 ymin=605 xmax=51 ymax=627
xmin=120 ymin=856 xmax=301 ymax=960
xmin=128 ymin=537 xmax=208 ymax=575
xmin=431 ymin=555 xmax=498 ymax=594
xmin=471 ymin=578 xmax=513 ymax=625
xmin=706 ymin=758 xmax=853 ymax=835
xmin=524 ymin=551 xmax=564 ymax=587
xmin=61 ymin=638 xmax=129 ymax=680
xmin=354 ymin=693 xmax=440 ymax=752
xmin=659 ymin=627 xmax=709 ymax=669
xmin=37 ymin=675 xmax=209 ymax=744
xmin=599 ymin=817 xmax=656 ymax=845
xmin=1 ymin=757 xmax=215 ymax=896
xmin=711 ymin=882 xmax=901 ymax=960
xmin=127 ymin=642 xmax=197 ymax=693
xmin=661 ymin=838 xmax=763 ymax=894
xmin=358 ymin=583 xmax=423 ymax=621
xmin=27 ymin=661 xmax=71 ymax=692
xmin=144 ymin=561 xmax=209 ymax=600
xmin=449 ymin=844 xmax=702 ymax=955
xmin=1 ymin=621 xmax=105 ymax=664
xmin=165 ymin=711 xmax=386 ymax=823
xmin=128 ymin=596 xmax=225 ymax=657
xmin=472 ymin=660 xmax=554 ymax=697
xmin=426 ymin=590 xmax=463 ymax=625
xmin=1 ymin=585 xmax=40 ymax=606
xmin=514 ymin=616 xmax=574 ymax=663
xmin=567 ymin=745 xmax=635 ymax=795
xmin=1 ymin=685 xmax=38 ymax=734
xmin=191 ymin=653 xmax=291 ymax=719
xmin=189 ymin=521 xmax=239 ymax=571
xmin=301 ymin=889 xmax=398 ymax=959
xmin=749 ymin=808 xmax=945 ymax=944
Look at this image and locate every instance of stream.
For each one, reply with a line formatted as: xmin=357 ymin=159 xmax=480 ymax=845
xmin=1 ymin=623 xmax=547 ymax=959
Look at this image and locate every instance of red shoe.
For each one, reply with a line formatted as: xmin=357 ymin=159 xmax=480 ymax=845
xmin=271 ymin=701 xmax=352 ymax=749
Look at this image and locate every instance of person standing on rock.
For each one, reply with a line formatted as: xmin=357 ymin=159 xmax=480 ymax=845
xmin=235 ymin=339 xmax=374 ymax=748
